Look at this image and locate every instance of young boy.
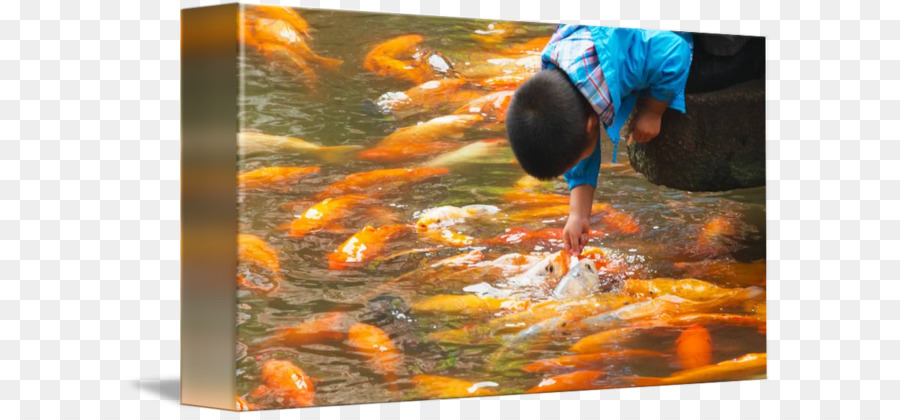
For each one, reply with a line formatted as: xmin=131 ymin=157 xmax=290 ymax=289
xmin=506 ymin=25 xmax=693 ymax=256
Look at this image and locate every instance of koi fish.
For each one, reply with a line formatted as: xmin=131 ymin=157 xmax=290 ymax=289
xmin=237 ymin=132 xmax=362 ymax=161
xmin=676 ymin=325 xmax=713 ymax=369
xmin=358 ymin=114 xmax=483 ymax=163
xmin=621 ymin=278 xmax=739 ymax=301
xmin=574 ymin=287 xmax=764 ymax=330
xmin=411 ymin=375 xmax=500 ymax=399
xmin=422 ymin=138 xmax=512 ymax=167
xmin=237 ymin=234 xmax=281 ymax=293
xmin=500 ymin=191 xmax=570 ymax=207
xmin=245 ymin=18 xmax=342 ymax=70
xmin=243 ymin=5 xmax=311 ymax=39
xmin=347 ymin=323 xmax=402 ymax=388
xmin=673 ymin=259 xmax=766 ymax=288
xmin=250 ymin=360 xmax=315 ymax=408
xmin=375 ymin=78 xmax=480 ymax=116
xmin=488 ymin=227 xmax=565 ymax=245
xmin=523 ymin=350 xmax=668 ymax=374
xmin=459 ymin=54 xmax=541 ymax=80
xmin=255 ymin=43 xmax=319 ymax=86
xmin=431 ymin=249 xmax=485 ymax=268
xmin=696 ymin=216 xmax=739 ymax=255
xmin=253 ymin=312 xmax=346 ymax=349
xmin=326 ymin=225 xmax=408 ymax=270
xmin=420 ymin=229 xmax=477 ymax=247
xmin=415 ymin=204 xmax=500 ymax=230
xmin=508 ymin=203 xmax=610 ymax=221
xmin=476 ymin=73 xmax=531 ymax=90
xmin=553 ymin=259 xmax=600 ymax=299
xmin=501 ymin=37 xmax=552 ymax=55
xmin=237 ymin=166 xmax=320 ymax=190
xmin=452 ymin=90 xmax=514 ymax=122
xmin=283 ymin=195 xmax=369 ymax=237
xmin=570 ymin=313 xmax=766 ymax=355
xmin=525 ymin=370 xmax=605 ymax=393
xmin=314 ymin=168 xmax=449 ymax=199
xmin=363 ymin=35 xmax=436 ymax=84
xmin=625 ymin=353 xmax=767 ymax=387
xmin=411 ymin=294 xmax=529 ymax=316
xmin=236 ymin=395 xmax=251 ymax=411
xmin=600 ymin=207 xmax=640 ymax=234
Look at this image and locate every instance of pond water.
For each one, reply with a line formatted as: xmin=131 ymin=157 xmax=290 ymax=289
xmin=235 ymin=7 xmax=766 ymax=409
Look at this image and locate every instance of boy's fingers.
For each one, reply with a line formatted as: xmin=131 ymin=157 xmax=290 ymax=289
xmin=626 ymin=133 xmax=633 ymax=146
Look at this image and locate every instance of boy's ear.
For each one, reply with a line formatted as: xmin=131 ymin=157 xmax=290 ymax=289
xmin=586 ymin=114 xmax=599 ymax=137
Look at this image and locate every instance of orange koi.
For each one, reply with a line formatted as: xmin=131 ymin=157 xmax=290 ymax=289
xmin=364 ymin=35 xmax=434 ymax=84
xmin=625 ymin=353 xmax=766 ymax=387
xmin=358 ymin=114 xmax=483 ymax=162
xmin=673 ymin=259 xmax=766 ymax=288
xmin=415 ymin=204 xmax=500 ymax=230
xmin=431 ymin=249 xmax=485 ymax=268
xmin=621 ymin=278 xmax=738 ymax=301
xmin=283 ymin=195 xmax=369 ymax=238
xmin=237 ymin=233 xmax=279 ymax=271
xmin=254 ymin=312 xmax=346 ymax=349
xmin=477 ymin=73 xmax=531 ymax=90
xmin=502 ymin=37 xmax=551 ymax=55
xmin=376 ymin=78 xmax=476 ymax=115
xmin=314 ymin=168 xmax=449 ymax=199
xmin=526 ymin=370 xmax=605 ymax=393
xmin=411 ymin=294 xmax=529 ymax=316
xmin=420 ymin=229 xmax=477 ymax=247
xmin=347 ymin=323 xmax=402 ymax=387
xmin=600 ymin=207 xmax=640 ymax=234
xmin=327 ymin=225 xmax=408 ymax=270
xmin=236 ymin=395 xmax=251 ymax=411
xmin=250 ymin=360 xmax=315 ymax=408
xmin=508 ymin=203 xmax=610 ymax=221
xmin=676 ymin=325 xmax=713 ymax=369
xmin=237 ymin=166 xmax=320 ymax=190
xmin=358 ymin=140 xmax=464 ymax=163
xmin=453 ymin=90 xmax=514 ymax=122
xmin=523 ymin=350 xmax=668 ymax=374
xmin=500 ymin=191 xmax=570 ymax=207
xmin=411 ymin=375 xmax=500 ymax=399
xmin=246 ymin=18 xmax=342 ymax=69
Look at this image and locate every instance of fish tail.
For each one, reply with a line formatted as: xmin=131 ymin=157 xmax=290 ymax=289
xmin=311 ymin=54 xmax=344 ymax=70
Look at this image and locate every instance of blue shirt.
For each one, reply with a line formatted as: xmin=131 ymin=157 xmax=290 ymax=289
xmin=541 ymin=25 xmax=693 ymax=189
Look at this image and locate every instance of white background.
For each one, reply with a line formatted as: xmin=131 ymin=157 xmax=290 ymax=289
xmin=2 ymin=0 xmax=898 ymax=419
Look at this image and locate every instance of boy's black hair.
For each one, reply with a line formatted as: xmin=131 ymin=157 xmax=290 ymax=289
xmin=506 ymin=68 xmax=596 ymax=180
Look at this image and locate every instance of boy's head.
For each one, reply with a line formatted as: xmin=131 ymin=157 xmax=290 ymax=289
xmin=506 ymin=68 xmax=599 ymax=179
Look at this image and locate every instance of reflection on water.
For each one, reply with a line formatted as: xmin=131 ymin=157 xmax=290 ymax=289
xmin=236 ymin=8 xmax=765 ymax=409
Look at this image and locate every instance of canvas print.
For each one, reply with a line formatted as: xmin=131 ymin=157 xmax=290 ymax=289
xmin=226 ymin=5 xmax=766 ymax=410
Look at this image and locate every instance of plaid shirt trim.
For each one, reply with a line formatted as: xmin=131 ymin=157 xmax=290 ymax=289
xmin=541 ymin=26 xmax=615 ymax=126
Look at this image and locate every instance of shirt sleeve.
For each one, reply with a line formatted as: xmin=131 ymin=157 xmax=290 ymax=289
xmin=647 ymin=32 xmax=693 ymax=111
xmin=563 ymin=137 xmax=602 ymax=190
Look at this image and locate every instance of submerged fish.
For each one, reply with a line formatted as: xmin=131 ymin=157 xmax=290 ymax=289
xmin=237 ymin=166 xmax=320 ymax=190
xmin=411 ymin=375 xmax=499 ymax=399
xmin=358 ymin=114 xmax=483 ymax=163
xmin=254 ymin=312 xmax=346 ymax=349
xmin=625 ymin=353 xmax=767 ymax=387
xmin=676 ymin=325 xmax=713 ymax=369
xmin=420 ymin=229 xmax=477 ymax=247
xmin=621 ymin=278 xmax=739 ymax=301
xmin=501 ymin=37 xmax=552 ymax=55
xmin=283 ymin=195 xmax=369 ymax=238
xmin=422 ymin=138 xmax=512 ymax=168
xmin=314 ymin=168 xmax=449 ymax=199
xmin=508 ymin=203 xmax=609 ymax=221
xmin=375 ymin=78 xmax=482 ymax=117
xmin=452 ymin=90 xmax=514 ymax=122
xmin=238 ymin=132 xmax=362 ymax=161
xmin=673 ymin=259 xmax=766 ymax=288
xmin=237 ymin=234 xmax=281 ymax=293
xmin=411 ymin=294 xmax=529 ymax=316
xmin=363 ymin=35 xmax=436 ymax=84
xmin=526 ymin=370 xmax=606 ymax=394
xmin=553 ymin=259 xmax=600 ymax=299
xmin=415 ymin=204 xmax=500 ymax=230
xmin=347 ymin=323 xmax=402 ymax=388
xmin=523 ymin=349 xmax=668 ymax=374
xmin=476 ymin=73 xmax=531 ymax=90
xmin=327 ymin=225 xmax=408 ymax=270
xmin=250 ymin=360 xmax=315 ymax=408
xmin=235 ymin=395 xmax=251 ymax=411
xmin=243 ymin=5 xmax=311 ymax=38
xmin=500 ymin=191 xmax=570 ymax=207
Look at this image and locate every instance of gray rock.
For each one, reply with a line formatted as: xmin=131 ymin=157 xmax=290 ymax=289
xmin=626 ymin=78 xmax=765 ymax=192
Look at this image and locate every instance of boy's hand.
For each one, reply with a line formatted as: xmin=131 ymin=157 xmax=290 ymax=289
xmin=627 ymin=96 xmax=670 ymax=145
xmin=565 ymin=185 xmax=595 ymax=256
xmin=563 ymin=215 xmax=590 ymax=256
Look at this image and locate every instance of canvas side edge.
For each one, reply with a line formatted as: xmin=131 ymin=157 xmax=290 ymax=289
xmin=180 ymin=3 xmax=239 ymax=411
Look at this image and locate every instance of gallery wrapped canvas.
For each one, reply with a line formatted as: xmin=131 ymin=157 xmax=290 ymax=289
xmin=181 ymin=4 xmax=766 ymax=411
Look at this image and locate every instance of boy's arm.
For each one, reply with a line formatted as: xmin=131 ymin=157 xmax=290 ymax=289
xmin=564 ymin=184 xmax=595 ymax=256
xmin=627 ymin=96 xmax=670 ymax=145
